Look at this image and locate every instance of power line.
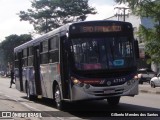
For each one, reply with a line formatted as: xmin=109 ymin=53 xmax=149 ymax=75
xmin=114 ymin=7 xmax=130 ymax=21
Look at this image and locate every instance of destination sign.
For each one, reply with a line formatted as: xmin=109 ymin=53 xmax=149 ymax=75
xmin=81 ymin=25 xmax=122 ymax=33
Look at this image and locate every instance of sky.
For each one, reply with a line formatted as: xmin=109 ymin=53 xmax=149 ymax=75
xmin=0 ymin=0 xmax=116 ymax=41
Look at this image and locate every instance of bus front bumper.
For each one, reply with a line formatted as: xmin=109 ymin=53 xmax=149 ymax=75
xmin=70 ymin=79 xmax=139 ymax=101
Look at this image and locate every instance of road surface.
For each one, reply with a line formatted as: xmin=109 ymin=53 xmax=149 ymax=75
xmin=0 ymin=77 xmax=160 ymax=120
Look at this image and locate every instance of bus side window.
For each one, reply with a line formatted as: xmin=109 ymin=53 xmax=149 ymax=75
xmin=22 ymin=48 xmax=28 ymax=67
xmin=49 ymin=36 xmax=59 ymax=63
xmin=14 ymin=53 xmax=19 ymax=68
xmin=40 ymin=40 xmax=49 ymax=64
xmin=28 ymin=46 xmax=33 ymax=66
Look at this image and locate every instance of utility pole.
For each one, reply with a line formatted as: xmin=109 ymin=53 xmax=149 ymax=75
xmin=114 ymin=6 xmax=129 ymax=21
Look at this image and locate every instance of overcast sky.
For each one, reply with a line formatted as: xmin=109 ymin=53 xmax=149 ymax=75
xmin=0 ymin=0 xmax=116 ymax=41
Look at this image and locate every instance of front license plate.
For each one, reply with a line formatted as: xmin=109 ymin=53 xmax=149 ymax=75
xmin=104 ymin=89 xmax=115 ymax=94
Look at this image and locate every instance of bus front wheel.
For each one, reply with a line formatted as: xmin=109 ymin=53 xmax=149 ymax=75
xmin=107 ymin=96 xmax=120 ymax=106
xmin=54 ymin=84 xmax=64 ymax=110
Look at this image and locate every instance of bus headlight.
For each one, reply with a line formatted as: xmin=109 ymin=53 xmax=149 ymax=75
xmin=72 ymin=78 xmax=79 ymax=84
xmin=71 ymin=77 xmax=84 ymax=87
xmin=133 ymin=74 xmax=142 ymax=80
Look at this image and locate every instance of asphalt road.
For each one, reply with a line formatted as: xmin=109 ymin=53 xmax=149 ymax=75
xmin=139 ymin=82 xmax=160 ymax=94
xmin=0 ymin=77 xmax=160 ymax=120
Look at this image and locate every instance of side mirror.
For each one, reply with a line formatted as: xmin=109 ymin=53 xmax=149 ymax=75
xmin=134 ymin=40 xmax=139 ymax=59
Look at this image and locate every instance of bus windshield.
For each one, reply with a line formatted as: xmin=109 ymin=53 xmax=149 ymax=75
xmin=71 ymin=37 xmax=135 ymax=71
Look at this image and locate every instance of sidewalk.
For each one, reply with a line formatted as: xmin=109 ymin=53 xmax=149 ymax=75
xmin=139 ymin=83 xmax=160 ymax=94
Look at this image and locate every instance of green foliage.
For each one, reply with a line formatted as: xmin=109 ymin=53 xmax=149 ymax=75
xmin=19 ymin=0 xmax=96 ymax=33
xmin=138 ymin=25 xmax=160 ymax=63
xmin=115 ymin=0 xmax=160 ymax=17
xmin=114 ymin=0 xmax=140 ymax=9
xmin=115 ymin=0 xmax=160 ymax=64
xmin=0 ymin=34 xmax=32 ymax=67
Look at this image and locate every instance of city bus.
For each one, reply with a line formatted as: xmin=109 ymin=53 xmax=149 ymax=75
xmin=14 ymin=20 xmax=139 ymax=109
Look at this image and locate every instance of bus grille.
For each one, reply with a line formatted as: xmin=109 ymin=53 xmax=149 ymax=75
xmin=88 ymin=89 xmax=124 ymax=96
xmin=91 ymin=83 xmax=124 ymax=87
xmin=94 ymin=93 xmax=122 ymax=96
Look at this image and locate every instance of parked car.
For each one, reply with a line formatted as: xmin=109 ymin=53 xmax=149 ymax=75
xmin=138 ymin=68 xmax=156 ymax=84
xmin=150 ymin=74 xmax=160 ymax=88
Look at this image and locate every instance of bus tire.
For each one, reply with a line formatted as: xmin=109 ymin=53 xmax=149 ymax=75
xmin=26 ymin=82 xmax=35 ymax=101
xmin=139 ymin=81 xmax=143 ymax=84
xmin=107 ymin=96 xmax=120 ymax=106
xmin=54 ymin=84 xmax=64 ymax=110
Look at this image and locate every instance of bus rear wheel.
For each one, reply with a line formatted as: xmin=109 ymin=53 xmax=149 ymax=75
xmin=54 ymin=85 xmax=64 ymax=110
xmin=107 ymin=96 xmax=120 ymax=106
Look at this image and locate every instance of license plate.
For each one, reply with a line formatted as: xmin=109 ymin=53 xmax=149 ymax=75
xmin=104 ymin=89 xmax=115 ymax=94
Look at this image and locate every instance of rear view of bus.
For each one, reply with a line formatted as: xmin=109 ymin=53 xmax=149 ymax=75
xmin=67 ymin=21 xmax=139 ymax=105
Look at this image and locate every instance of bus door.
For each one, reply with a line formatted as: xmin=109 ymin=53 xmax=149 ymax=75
xmin=18 ymin=51 xmax=23 ymax=91
xmin=33 ymin=45 xmax=42 ymax=97
xmin=60 ymin=37 xmax=70 ymax=99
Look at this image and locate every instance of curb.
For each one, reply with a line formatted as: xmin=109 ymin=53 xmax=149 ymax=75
xmin=139 ymin=89 xmax=160 ymax=94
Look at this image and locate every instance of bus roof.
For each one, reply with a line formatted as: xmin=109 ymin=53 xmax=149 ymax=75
xmin=14 ymin=20 xmax=132 ymax=53
xmin=14 ymin=23 xmax=71 ymax=52
xmin=70 ymin=20 xmax=131 ymax=25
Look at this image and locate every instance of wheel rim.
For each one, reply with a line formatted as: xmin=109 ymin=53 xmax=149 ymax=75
xmin=55 ymin=86 xmax=61 ymax=107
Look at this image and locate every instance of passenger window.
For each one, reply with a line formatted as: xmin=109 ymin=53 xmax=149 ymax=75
xmin=28 ymin=47 xmax=33 ymax=56
xmin=42 ymin=41 xmax=48 ymax=52
xmin=49 ymin=50 xmax=59 ymax=63
xmin=23 ymin=48 xmax=27 ymax=57
xmin=14 ymin=53 xmax=19 ymax=68
xmin=49 ymin=36 xmax=59 ymax=63
xmin=49 ymin=36 xmax=59 ymax=50
xmin=40 ymin=40 xmax=49 ymax=64
xmin=28 ymin=47 xmax=33 ymax=66
xmin=22 ymin=48 xmax=28 ymax=67
xmin=41 ymin=53 xmax=48 ymax=64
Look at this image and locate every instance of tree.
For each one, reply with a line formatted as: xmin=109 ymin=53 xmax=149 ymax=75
xmin=0 ymin=34 xmax=32 ymax=67
xmin=18 ymin=0 xmax=96 ymax=33
xmin=115 ymin=0 xmax=160 ymax=63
